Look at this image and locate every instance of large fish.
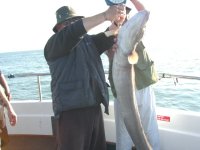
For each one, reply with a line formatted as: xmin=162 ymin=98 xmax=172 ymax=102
xmin=112 ymin=10 xmax=152 ymax=150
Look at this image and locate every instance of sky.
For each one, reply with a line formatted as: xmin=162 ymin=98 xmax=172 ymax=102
xmin=0 ymin=0 xmax=200 ymax=56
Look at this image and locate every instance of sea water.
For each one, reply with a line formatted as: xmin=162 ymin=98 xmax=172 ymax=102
xmin=0 ymin=50 xmax=200 ymax=112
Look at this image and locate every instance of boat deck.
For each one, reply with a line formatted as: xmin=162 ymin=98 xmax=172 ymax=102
xmin=2 ymin=135 xmax=134 ymax=150
xmin=2 ymin=135 xmax=56 ymax=150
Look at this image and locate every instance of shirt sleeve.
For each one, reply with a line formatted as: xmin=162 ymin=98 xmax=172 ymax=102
xmin=44 ymin=20 xmax=86 ymax=61
xmin=91 ymin=33 xmax=115 ymax=55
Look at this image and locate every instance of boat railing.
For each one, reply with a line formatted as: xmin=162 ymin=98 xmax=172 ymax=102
xmin=7 ymin=73 xmax=50 ymax=102
xmin=158 ymin=73 xmax=200 ymax=85
xmin=6 ymin=72 xmax=200 ymax=102
xmin=159 ymin=73 xmax=200 ymax=80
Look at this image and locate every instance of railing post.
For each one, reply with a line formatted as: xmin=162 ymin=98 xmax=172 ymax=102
xmin=37 ymin=76 xmax=42 ymax=102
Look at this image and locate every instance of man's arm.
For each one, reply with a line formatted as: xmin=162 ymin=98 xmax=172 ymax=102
xmin=0 ymin=85 xmax=17 ymax=126
xmin=130 ymin=0 xmax=145 ymax=11
xmin=82 ymin=4 xmax=125 ymax=32
xmin=0 ymin=73 xmax=11 ymax=101
xmin=104 ymin=8 xmax=126 ymax=58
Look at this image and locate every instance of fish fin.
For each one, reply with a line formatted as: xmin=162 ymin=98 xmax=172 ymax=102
xmin=128 ymin=51 xmax=138 ymax=64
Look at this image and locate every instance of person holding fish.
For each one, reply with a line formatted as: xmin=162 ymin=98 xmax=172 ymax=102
xmin=106 ymin=0 xmax=160 ymax=149
xmin=44 ymin=4 xmax=126 ymax=150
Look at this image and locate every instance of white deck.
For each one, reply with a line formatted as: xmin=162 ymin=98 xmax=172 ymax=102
xmin=6 ymin=100 xmax=200 ymax=150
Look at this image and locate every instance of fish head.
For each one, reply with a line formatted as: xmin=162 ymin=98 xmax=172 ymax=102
xmin=117 ymin=10 xmax=150 ymax=56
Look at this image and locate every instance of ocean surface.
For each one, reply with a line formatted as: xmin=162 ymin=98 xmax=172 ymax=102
xmin=0 ymin=50 xmax=200 ymax=112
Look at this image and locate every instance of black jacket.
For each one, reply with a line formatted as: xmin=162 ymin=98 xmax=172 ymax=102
xmin=44 ymin=20 xmax=114 ymax=117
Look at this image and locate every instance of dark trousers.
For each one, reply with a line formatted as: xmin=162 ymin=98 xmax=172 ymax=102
xmin=55 ymin=105 xmax=106 ymax=150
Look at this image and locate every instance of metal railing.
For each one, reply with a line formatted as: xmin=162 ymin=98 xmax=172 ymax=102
xmin=7 ymin=72 xmax=200 ymax=101
xmin=7 ymin=73 xmax=50 ymax=102
xmin=159 ymin=73 xmax=200 ymax=80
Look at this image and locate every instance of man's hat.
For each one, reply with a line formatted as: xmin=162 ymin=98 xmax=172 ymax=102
xmin=53 ymin=6 xmax=84 ymax=32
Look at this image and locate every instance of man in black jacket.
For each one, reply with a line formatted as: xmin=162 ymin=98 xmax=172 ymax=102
xmin=44 ymin=5 xmax=125 ymax=150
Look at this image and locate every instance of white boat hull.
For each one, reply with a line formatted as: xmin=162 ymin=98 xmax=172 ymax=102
xmin=5 ymin=100 xmax=200 ymax=150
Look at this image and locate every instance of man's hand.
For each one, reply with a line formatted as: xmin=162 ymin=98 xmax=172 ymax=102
xmin=105 ymin=4 xmax=126 ymax=22
xmin=130 ymin=0 xmax=145 ymax=11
